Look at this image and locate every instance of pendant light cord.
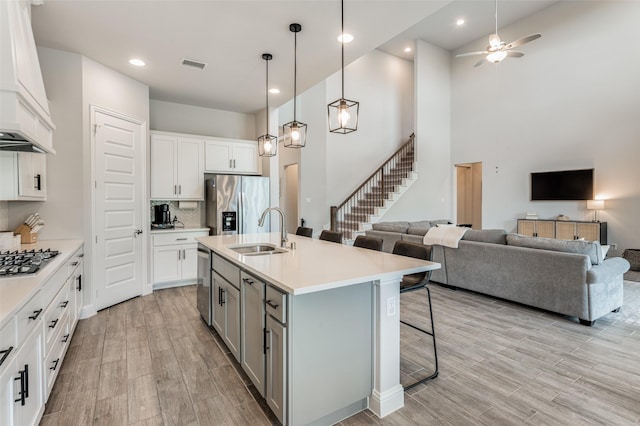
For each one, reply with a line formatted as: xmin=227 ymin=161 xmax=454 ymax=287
xmin=293 ymin=29 xmax=297 ymax=122
xmin=265 ymin=57 xmax=269 ymax=133
xmin=341 ymin=0 xmax=345 ymax=99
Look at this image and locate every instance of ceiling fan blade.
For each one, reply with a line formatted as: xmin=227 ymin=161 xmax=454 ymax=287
xmin=505 ymin=33 xmax=541 ymax=50
xmin=506 ymin=50 xmax=525 ymax=58
xmin=456 ymin=51 xmax=489 ymax=58
xmin=473 ymin=57 xmax=487 ymax=67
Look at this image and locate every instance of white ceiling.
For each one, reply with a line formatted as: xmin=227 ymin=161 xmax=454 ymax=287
xmin=31 ymin=0 xmax=558 ymax=115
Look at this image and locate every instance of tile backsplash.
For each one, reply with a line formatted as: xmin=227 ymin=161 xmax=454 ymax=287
xmin=150 ymin=200 xmax=204 ymax=228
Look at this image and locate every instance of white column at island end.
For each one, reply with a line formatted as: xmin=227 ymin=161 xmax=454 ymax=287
xmin=196 ymin=233 xmax=440 ymax=424
xmin=369 ymin=275 xmax=404 ymax=417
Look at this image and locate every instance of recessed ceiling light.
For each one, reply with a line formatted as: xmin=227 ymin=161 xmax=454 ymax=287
xmin=129 ymin=58 xmax=145 ymax=67
xmin=338 ymin=33 xmax=354 ymax=43
xmin=268 ymin=88 xmax=280 ymax=94
xmin=404 ymin=47 xmax=412 ymax=53
xmin=456 ymin=18 xmax=465 ymax=26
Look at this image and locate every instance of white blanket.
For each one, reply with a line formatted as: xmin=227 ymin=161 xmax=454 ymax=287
xmin=423 ymin=226 xmax=468 ymax=248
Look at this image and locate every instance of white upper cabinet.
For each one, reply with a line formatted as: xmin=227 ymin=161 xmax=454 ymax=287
xmin=0 ymin=151 xmax=47 ymax=201
xmin=0 ymin=0 xmax=55 ymax=153
xmin=205 ymin=138 xmax=260 ymax=175
xmin=150 ymin=132 xmax=204 ymax=200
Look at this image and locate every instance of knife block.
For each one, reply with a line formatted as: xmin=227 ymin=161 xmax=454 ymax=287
xmin=14 ymin=224 xmax=37 ymax=244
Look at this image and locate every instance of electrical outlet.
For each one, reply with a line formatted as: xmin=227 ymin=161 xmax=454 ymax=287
xmin=386 ymin=296 xmax=396 ymax=317
xmin=611 ymin=243 xmax=617 ymax=250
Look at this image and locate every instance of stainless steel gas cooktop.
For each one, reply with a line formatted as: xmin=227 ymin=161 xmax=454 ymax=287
xmin=0 ymin=249 xmax=60 ymax=277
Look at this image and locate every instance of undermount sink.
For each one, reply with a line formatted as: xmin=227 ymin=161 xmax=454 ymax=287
xmin=228 ymin=243 xmax=287 ymax=256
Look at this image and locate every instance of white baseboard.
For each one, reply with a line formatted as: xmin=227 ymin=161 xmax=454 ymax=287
xmin=368 ymin=385 xmax=404 ymax=418
xmin=79 ymin=304 xmax=97 ymax=319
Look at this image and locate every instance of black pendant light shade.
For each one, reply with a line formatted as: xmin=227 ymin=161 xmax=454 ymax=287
xmin=258 ymin=53 xmax=277 ymax=157
xmin=283 ymin=23 xmax=307 ymax=148
xmin=328 ymin=0 xmax=359 ymax=134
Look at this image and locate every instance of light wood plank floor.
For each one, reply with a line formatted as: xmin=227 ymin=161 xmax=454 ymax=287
xmin=41 ymin=281 xmax=640 ymax=425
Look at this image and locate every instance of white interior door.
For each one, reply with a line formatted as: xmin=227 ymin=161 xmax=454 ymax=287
xmin=93 ymin=108 xmax=145 ymax=310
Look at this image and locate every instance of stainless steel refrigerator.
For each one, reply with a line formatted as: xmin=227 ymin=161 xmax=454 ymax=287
xmin=205 ymin=175 xmax=270 ymax=235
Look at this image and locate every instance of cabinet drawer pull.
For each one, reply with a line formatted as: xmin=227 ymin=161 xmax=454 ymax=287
xmin=264 ymin=329 xmax=270 ymax=353
xmin=28 ymin=309 xmax=43 ymax=320
xmin=266 ymin=300 xmax=279 ymax=309
xmin=243 ymin=278 xmax=254 ymax=286
xmin=34 ymin=174 xmax=42 ymax=191
xmin=49 ymin=319 xmax=59 ymax=329
xmin=221 ymin=288 xmax=226 ymax=305
xmin=0 ymin=346 xmax=13 ymax=366
xmin=50 ymin=359 xmax=60 ymax=371
xmin=71 ymin=261 xmax=79 ymax=266
xmin=176 ymin=238 xmax=187 ymax=241
xmin=62 ymin=334 xmax=70 ymax=343
xmin=178 ymin=185 xmax=182 ymax=194
xmin=77 ymin=275 xmax=82 ymax=291
xmin=78 ymin=253 xmax=84 ymax=258
xmin=60 ymin=300 xmax=69 ymax=308
xmin=14 ymin=364 xmax=29 ymax=405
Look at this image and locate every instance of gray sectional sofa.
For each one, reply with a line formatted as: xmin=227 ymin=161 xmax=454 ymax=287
xmin=366 ymin=222 xmax=630 ymax=325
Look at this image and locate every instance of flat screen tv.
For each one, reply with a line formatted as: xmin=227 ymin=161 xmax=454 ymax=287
xmin=531 ymin=168 xmax=594 ymax=201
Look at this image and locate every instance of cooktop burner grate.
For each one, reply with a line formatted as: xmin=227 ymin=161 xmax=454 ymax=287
xmin=0 ymin=248 xmax=60 ymax=277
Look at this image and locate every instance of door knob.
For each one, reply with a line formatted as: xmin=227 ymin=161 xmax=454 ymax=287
xmin=134 ymin=229 xmax=143 ymax=237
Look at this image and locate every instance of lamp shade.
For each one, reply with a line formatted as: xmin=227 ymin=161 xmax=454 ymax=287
xmin=587 ymin=200 xmax=605 ymax=210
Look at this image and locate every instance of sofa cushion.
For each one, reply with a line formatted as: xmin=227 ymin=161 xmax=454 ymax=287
xmin=401 ymin=234 xmax=425 ymax=244
xmin=407 ymin=227 xmax=430 ymax=236
xmin=408 ymin=220 xmax=431 ymax=229
xmin=371 ymin=221 xmax=410 ymax=233
xmin=462 ymin=229 xmax=507 ymax=245
xmin=506 ymin=234 xmax=604 ymax=265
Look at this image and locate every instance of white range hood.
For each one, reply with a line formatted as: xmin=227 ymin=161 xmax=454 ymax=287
xmin=0 ymin=0 xmax=55 ymax=154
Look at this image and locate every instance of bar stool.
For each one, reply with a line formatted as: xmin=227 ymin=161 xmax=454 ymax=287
xmin=295 ymin=226 xmax=313 ymax=238
xmin=353 ymin=235 xmax=383 ymax=251
xmin=392 ymin=240 xmax=438 ymax=388
xmin=319 ymin=230 xmax=343 ymax=244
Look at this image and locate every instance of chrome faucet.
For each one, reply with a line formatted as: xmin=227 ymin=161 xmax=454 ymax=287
xmin=258 ymin=207 xmax=288 ymax=248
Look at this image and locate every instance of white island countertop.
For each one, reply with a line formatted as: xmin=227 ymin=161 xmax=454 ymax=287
xmin=0 ymin=239 xmax=83 ymax=328
xmin=150 ymin=226 xmax=209 ymax=234
xmin=197 ymin=232 xmax=440 ymax=295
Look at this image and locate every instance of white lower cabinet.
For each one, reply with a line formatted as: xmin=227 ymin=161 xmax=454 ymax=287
xmin=240 ymin=272 xmax=265 ymax=397
xmin=13 ymin=326 xmax=43 ymax=426
xmin=0 ymin=243 xmax=83 ymax=426
xmin=151 ymin=230 xmax=209 ymax=288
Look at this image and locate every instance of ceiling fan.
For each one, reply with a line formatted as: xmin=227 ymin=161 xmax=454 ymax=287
xmin=456 ymin=0 xmax=541 ymax=67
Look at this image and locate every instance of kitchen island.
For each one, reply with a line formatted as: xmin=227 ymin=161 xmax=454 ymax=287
xmin=196 ymin=232 xmax=440 ymax=425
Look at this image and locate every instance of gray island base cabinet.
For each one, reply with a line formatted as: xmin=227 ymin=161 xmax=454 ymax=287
xmin=198 ymin=233 xmax=439 ymax=425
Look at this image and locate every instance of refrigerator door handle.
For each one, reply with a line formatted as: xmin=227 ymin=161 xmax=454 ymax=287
xmin=239 ymin=191 xmax=244 ymax=234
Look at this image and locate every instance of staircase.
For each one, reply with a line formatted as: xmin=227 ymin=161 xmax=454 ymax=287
xmin=330 ymin=134 xmax=417 ymax=241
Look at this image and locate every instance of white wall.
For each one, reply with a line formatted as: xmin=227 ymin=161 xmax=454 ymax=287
xmin=326 ymin=49 xmax=414 ymax=205
xmin=0 ymin=202 xmax=7 ymax=230
xmin=451 ymin=1 xmax=640 ymax=252
xmin=383 ymin=40 xmax=452 ymax=222
xmin=7 ymin=48 xmax=84 ymax=239
xmin=150 ymin=99 xmax=255 ymax=139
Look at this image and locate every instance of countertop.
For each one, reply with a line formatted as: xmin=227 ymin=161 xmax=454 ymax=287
xmin=150 ymin=227 xmax=209 ymax=234
xmin=0 ymin=239 xmax=83 ymax=328
xmin=196 ymin=233 xmax=440 ymax=295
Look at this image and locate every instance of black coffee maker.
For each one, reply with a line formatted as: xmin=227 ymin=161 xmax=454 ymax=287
xmin=152 ymin=204 xmax=173 ymax=228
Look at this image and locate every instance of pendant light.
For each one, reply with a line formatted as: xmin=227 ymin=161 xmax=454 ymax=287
xmin=283 ymin=23 xmax=307 ymax=148
xmin=327 ymin=0 xmax=359 ymax=134
xmin=258 ymin=53 xmax=277 ymax=157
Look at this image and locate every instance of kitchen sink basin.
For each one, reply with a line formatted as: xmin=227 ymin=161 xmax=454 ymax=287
xmin=228 ymin=243 xmax=287 ymax=256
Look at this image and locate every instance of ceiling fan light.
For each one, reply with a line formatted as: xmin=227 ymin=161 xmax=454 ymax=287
xmin=486 ymin=50 xmax=507 ymax=63
xmin=488 ymin=33 xmax=502 ymax=49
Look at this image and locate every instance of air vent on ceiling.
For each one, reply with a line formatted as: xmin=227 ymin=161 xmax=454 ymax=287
xmin=181 ymin=58 xmax=207 ymax=70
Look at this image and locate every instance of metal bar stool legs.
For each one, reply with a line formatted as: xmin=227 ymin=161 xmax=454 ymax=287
xmin=400 ymin=283 xmax=438 ymax=389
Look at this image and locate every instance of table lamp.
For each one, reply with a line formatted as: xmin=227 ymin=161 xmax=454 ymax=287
xmin=586 ymin=200 xmax=605 ymax=222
